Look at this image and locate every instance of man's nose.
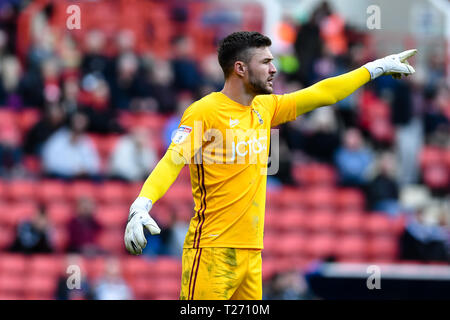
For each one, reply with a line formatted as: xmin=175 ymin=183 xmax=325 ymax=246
xmin=269 ymin=62 xmax=277 ymax=74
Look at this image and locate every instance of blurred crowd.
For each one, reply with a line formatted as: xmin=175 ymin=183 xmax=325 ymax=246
xmin=0 ymin=0 xmax=448 ymax=300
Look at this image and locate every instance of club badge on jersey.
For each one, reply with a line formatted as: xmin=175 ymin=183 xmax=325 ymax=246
xmin=172 ymin=125 xmax=192 ymax=144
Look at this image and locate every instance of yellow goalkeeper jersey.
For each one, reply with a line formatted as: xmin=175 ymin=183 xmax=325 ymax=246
xmin=167 ymin=92 xmax=296 ymax=249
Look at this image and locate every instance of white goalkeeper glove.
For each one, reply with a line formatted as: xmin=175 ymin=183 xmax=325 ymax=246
xmin=363 ymin=49 xmax=417 ymax=80
xmin=124 ymin=197 xmax=161 ymax=255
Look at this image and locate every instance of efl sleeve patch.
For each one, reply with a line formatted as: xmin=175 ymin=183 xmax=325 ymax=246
xmin=171 ymin=125 xmax=192 ymax=144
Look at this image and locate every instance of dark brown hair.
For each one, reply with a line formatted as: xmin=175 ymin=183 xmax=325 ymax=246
xmin=217 ymin=31 xmax=272 ymax=78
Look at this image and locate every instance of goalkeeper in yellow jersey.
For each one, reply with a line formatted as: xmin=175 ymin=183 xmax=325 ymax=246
xmin=123 ymin=31 xmax=417 ymax=300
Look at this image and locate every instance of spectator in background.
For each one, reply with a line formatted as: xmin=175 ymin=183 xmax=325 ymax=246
xmin=423 ymin=84 xmax=450 ymax=143
xmin=400 ymin=204 xmax=449 ymax=262
xmin=170 ymin=35 xmax=203 ymax=95
xmin=198 ymin=53 xmax=224 ymax=97
xmin=115 ymin=29 xmax=137 ymax=56
xmin=271 ymin=137 xmax=297 ymax=188
xmin=0 ymin=120 xmax=23 ymax=178
xmin=163 ymin=91 xmax=194 ymax=148
xmin=108 ymin=127 xmax=157 ymax=182
xmin=143 ymin=58 xmax=177 ymax=114
xmin=109 ymin=52 xmax=146 ymax=110
xmin=24 ymin=57 xmax=62 ymax=108
xmin=55 ymin=254 xmax=94 ymax=300
xmin=334 ymin=127 xmax=374 ymax=188
xmin=9 ymin=204 xmax=53 ymax=254
xmin=80 ymin=30 xmax=110 ymax=80
xmin=166 ymin=208 xmax=190 ymax=257
xmin=366 ymin=151 xmax=400 ymax=216
xmin=0 ymin=55 xmax=22 ymax=108
xmin=67 ymin=196 xmax=102 ymax=255
xmin=302 ymin=107 xmax=340 ymax=164
xmin=41 ymin=111 xmax=101 ymax=180
xmin=293 ymin=1 xmax=328 ymax=85
xmin=264 ymin=271 xmax=315 ymax=300
xmin=60 ymin=75 xmax=80 ymax=114
xmin=390 ymin=78 xmax=423 ymax=186
xmin=78 ymin=76 xmax=123 ymax=134
xmin=23 ymin=103 xmax=66 ymax=156
xmin=93 ymin=257 xmax=133 ymax=300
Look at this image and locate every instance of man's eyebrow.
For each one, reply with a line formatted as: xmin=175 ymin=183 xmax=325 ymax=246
xmin=262 ymin=57 xmax=274 ymax=62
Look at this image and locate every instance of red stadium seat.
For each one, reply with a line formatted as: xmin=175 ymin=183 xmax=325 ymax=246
xmin=24 ymin=274 xmax=58 ymax=300
xmin=3 ymin=202 xmax=38 ymax=226
xmin=293 ymin=163 xmax=337 ymax=186
xmin=266 ymin=189 xmax=283 ymax=209
xmin=262 ymin=232 xmax=281 ymax=258
xmin=336 ymin=188 xmax=365 ymax=212
xmin=153 ymin=257 xmax=182 ymax=278
xmin=96 ymin=229 xmax=127 ymax=255
xmin=128 ymin=278 xmax=154 ymax=300
xmin=67 ymin=181 xmax=97 ymax=202
xmin=122 ymin=256 xmax=154 ymax=281
xmin=445 ymin=149 xmax=450 ymax=169
xmin=6 ymin=180 xmax=37 ymax=202
xmin=37 ymin=180 xmax=68 ymax=204
xmin=278 ymin=188 xmax=305 ymax=209
xmin=153 ymin=277 xmax=181 ymax=299
xmin=47 ymin=202 xmax=73 ymax=226
xmin=334 ymin=234 xmax=368 ymax=262
xmin=277 ymin=209 xmax=308 ymax=232
xmin=335 ymin=212 xmax=364 ymax=234
xmin=276 ymin=233 xmax=307 ymax=257
xmin=17 ymin=108 xmax=41 ymax=133
xmin=0 ymin=274 xmax=25 ymax=297
xmin=0 ymin=224 xmax=14 ymax=250
xmin=303 ymin=187 xmax=336 ymax=210
xmin=0 ymin=254 xmax=27 ymax=276
xmin=29 ymin=255 xmax=63 ymax=277
xmin=85 ymin=256 xmax=107 ymax=281
xmin=127 ymin=182 xmax=144 ymax=203
xmin=422 ymin=164 xmax=449 ymax=191
xmin=97 ymin=181 xmax=130 ymax=204
xmin=174 ymin=203 xmax=194 ymax=223
xmin=0 ymin=292 xmax=24 ymax=300
xmin=264 ymin=209 xmax=280 ymax=232
xmin=367 ymin=235 xmax=399 ymax=262
xmin=88 ymin=134 xmax=121 ymax=172
xmin=94 ymin=204 xmax=128 ymax=229
xmin=365 ymin=213 xmax=395 ymax=236
xmin=419 ymin=146 xmax=444 ymax=168
xmin=304 ymin=210 xmax=335 ymax=233
xmin=303 ymin=233 xmax=336 ymax=260
xmin=0 ymin=109 xmax=16 ymax=127
xmin=178 ymin=166 xmax=191 ymax=183
xmin=51 ymin=226 xmax=69 ymax=252
xmin=164 ymin=185 xmax=195 ymax=204
xmin=0 ymin=180 xmax=6 ymax=202
xmin=261 ymin=258 xmax=278 ymax=281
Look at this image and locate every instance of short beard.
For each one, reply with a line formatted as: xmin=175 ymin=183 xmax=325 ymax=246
xmin=246 ymin=69 xmax=272 ymax=95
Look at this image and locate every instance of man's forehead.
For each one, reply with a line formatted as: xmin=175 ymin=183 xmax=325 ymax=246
xmin=249 ymin=47 xmax=274 ymax=61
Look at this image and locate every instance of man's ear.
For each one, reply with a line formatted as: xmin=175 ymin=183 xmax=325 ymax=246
xmin=234 ymin=61 xmax=246 ymax=77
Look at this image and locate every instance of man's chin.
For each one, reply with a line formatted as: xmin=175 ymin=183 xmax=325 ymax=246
xmin=257 ymin=86 xmax=273 ymax=95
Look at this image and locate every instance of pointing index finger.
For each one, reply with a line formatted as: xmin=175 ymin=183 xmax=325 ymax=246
xmin=398 ymin=49 xmax=418 ymax=62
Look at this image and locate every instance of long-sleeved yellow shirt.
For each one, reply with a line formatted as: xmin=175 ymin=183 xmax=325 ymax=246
xmin=139 ymin=67 xmax=370 ymax=249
